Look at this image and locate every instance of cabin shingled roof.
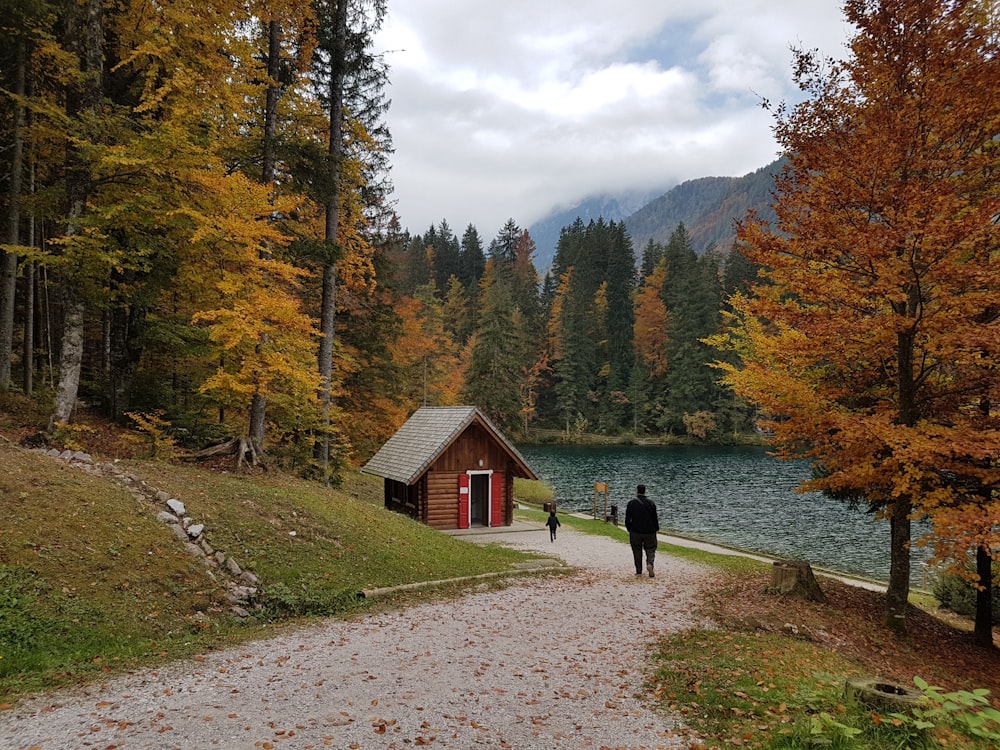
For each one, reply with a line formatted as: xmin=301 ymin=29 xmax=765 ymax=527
xmin=362 ymin=406 xmax=536 ymax=485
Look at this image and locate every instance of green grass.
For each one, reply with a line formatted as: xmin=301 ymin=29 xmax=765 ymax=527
xmin=648 ymin=629 xmax=996 ymax=750
xmin=650 ymin=629 xmax=861 ymax=748
xmin=131 ymin=461 xmax=531 ymax=596
xmin=0 ymin=442 xmax=544 ymax=702
xmin=513 ymin=477 xmax=555 ymax=503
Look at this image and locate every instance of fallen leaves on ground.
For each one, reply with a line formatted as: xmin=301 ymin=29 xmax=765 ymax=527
xmin=701 ymin=570 xmax=1000 ymax=695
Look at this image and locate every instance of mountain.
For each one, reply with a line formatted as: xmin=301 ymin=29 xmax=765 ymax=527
xmin=527 ymin=187 xmax=667 ymax=272
xmin=528 ymin=158 xmax=784 ymax=272
xmin=625 ymin=159 xmax=784 ymax=256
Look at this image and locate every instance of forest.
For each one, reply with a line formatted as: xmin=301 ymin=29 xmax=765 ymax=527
xmin=2 ymin=0 xmax=1000 ymax=638
xmin=0 ymin=0 xmax=759 ymax=485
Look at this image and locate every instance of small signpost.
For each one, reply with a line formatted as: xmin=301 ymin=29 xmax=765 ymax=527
xmin=593 ymin=482 xmax=608 ymax=521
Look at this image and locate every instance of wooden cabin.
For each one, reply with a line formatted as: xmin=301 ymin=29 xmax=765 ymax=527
xmin=362 ymin=406 xmax=538 ymax=530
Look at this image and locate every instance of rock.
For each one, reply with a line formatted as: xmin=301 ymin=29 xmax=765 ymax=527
xmin=225 ymin=557 xmax=242 ymax=577
xmin=70 ymin=451 xmax=92 ymax=464
xmin=186 ymin=523 xmax=204 ymax=539
xmin=58 ymin=449 xmax=73 ymax=460
xmin=224 ymin=584 xmax=257 ymax=604
xmin=157 ymin=511 xmax=179 ymax=524
xmin=230 ymin=606 xmax=250 ymax=618
xmin=166 ymin=498 xmax=186 ymax=516
xmin=155 ymin=490 xmax=171 ymax=503
xmin=184 ymin=542 xmax=206 ymax=559
xmin=199 ymin=539 xmax=214 ymax=556
xmin=215 ymin=551 xmax=226 ymax=565
xmin=169 ymin=524 xmax=189 ymax=542
xmin=239 ymin=571 xmax=259 ymax=586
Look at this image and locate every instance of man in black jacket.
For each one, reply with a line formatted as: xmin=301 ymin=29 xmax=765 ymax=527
xmin=625 ymin=484 xmax=659 ymax=577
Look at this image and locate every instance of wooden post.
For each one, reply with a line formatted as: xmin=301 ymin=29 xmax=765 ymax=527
xmin=594 ymin=482 xmax=608 ymax=521
xmin=768 ymin=560 xmax=825 ymax=602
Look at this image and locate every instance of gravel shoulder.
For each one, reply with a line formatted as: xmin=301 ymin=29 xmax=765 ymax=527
xmin=1 ymin=526 xmax=711 ymax=750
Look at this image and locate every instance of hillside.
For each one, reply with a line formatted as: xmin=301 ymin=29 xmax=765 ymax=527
xmin=528 ymin=157 xmax=784 ymax=270
xmin=625 ymin=158 xmax=784 ymax=255
xmin=0 ymin=397 xmax=537 ymax=702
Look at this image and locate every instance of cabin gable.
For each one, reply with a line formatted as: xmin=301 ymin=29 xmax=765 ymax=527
xmin=362 ymin=407 xmax=537 ymax=530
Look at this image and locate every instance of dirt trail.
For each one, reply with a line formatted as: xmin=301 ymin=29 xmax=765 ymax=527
xmin=1 ymin=527 xmax=709 ymax=749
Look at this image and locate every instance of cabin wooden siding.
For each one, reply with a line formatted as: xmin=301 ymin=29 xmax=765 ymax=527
xmin=383 ymin=477 xmax=426 ymax=522
xmin=364 ymin=406 xmax=538 ymax=530
xmin=422 ymin=469 xmax=514 ymax=529
xmin=421 ymin=423 xmax=515 ymax=529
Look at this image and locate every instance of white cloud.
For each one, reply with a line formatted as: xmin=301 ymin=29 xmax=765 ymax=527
xmin=375 ymin=0 xmax=853 ymax=239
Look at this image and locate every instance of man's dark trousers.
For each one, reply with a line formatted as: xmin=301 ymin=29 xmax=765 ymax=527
xmin=630 ymin=533 xmax=657 ymax=574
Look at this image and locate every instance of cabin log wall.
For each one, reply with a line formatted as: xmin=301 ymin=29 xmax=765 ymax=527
xmin=425 ymin=471 xmax=460 ymax=529
xmin=423 ymin=424 xmax=515 ymax=529
xmin=374 ymin=417 xmax=534 ymax=530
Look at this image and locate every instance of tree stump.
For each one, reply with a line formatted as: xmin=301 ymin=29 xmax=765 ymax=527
xmin=845 ymin=677 xmax=926 ymax=713
xmin=769 ymin=560 xmax=825 ymax=602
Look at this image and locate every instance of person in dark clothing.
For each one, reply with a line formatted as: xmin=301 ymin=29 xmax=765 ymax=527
xmin=625 ymin=484 xmax=659 ymax=577
xmin=545 ymin=509 xmax=561 ymax=542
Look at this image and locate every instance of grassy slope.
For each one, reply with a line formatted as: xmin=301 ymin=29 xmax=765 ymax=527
xmin=0 ymin=440 xmax=537 ymax=702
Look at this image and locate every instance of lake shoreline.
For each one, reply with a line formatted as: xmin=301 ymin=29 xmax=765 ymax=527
xmin=517 ymin=428 xmax=770 ymax=448
xmin=517 ymin=443 xmax=935 ymax=589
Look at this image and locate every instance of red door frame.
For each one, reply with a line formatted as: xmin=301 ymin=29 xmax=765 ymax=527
xmin=490 ymin=472 xmax=504 ymax=527
xmin=460 ymin=470 xmax=499 ymax=527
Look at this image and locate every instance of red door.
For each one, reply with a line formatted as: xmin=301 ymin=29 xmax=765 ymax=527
xmin=458 ymin=473 xmax=470 ymax=529
xmin=490 ymin=472 xmax=504 ymax=527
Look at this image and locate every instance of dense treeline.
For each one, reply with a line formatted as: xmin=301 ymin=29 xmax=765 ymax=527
xmin=0 ymin=0 xmax=780 ymax=482
xmin=392 ymin=216 xmax=757 ymax=440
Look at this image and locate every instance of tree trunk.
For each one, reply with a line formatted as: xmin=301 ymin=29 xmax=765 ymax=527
xmin=22 ymin=260 xmax=34 ymax=394
xmin=49 ymin=0 xmax=104 ymax=430
xmin=974 ymin=544 xmax=994 ymax=648
xmin=316 ymin=0 xmax=348 ymax=484
xmin=262 ymin=19 xmax=281 ymax=186
xmin=186 ymin=435 xmax=259 ymax=471
xmin=885 ymin=495 xmax=911 ymax=634
xmin=317 ymin=262 xmax=337 ymax=478
xmin=0 ymin=36 xmax=26 ymax=392
xmin=249 ymin=392 xmax=267 ymax=453
xmin=972 ymin=394 xmax=994 ymax=647
xmin=247 ymin=19 xmax=284 ymax=457
xmin=49 ymin=292 xmax=84 ymax=428
xmin=886 ymin=320 xmax=917 ymax=634
xmin=106 ymin=303 xmax=144 ymax=420
xmin=24 ymin=156 xmax=37 ymax=394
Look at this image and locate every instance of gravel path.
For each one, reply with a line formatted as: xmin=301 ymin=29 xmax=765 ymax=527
xmin=1 ymin=526 xmax=711 ymax=750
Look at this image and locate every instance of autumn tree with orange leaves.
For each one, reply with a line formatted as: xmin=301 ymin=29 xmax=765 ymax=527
xmin=716 ymin=0 xmax=1000 ymax=636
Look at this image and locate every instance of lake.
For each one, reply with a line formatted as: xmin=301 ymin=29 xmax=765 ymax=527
xmin=518 ymin=444 xmax=935 ymax=588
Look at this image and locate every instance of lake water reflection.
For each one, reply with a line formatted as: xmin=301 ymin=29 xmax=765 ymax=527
xmin=518 ymin=444 xmax=934 ymax=587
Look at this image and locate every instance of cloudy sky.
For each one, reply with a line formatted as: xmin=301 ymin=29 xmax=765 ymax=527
xmin=374 ymin=1 xmax=855 ymax=239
